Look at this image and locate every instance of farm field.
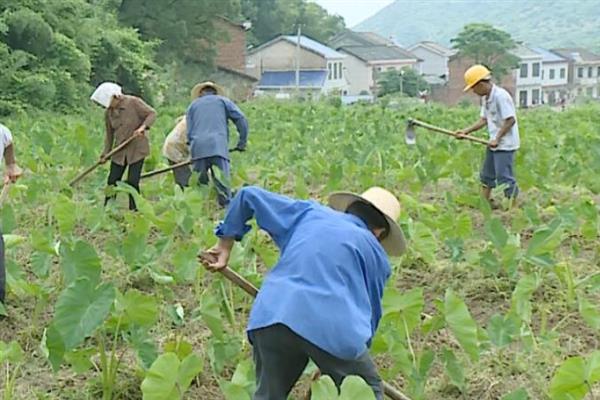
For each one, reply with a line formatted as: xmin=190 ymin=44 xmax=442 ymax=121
xmin=1 ymin=99 xmax=599 ymax=400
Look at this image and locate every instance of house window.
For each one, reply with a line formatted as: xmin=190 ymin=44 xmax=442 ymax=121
xmin=532 ymin=63 xmax=540 ymax=77
xmin=560 ymin=68 xmax=566 ymax=79
xmin=532 ymin=89 xmax=540 ymax=105
xmin=519 ymin=90 xmax=528 ymax=107
xmin=519 ymin=63 xmax=528 ymax=78
xmin=328 ymin=63 xmax=333 ymax=80
xmin=549 ymin=69 xmax=555 ymax=79
xmin=541 ymin=70 xmax=544 ymax=79
xmin=589 ymin=67 xmax=593 ymax=78
xmin=333 ymin=63 xmax=338 ymax=80
xmin=578 ymin=67 xmax=584 ymax=78
xmin=339 ymin=63 xmax=343 ymax=79
xmin=598 ymin=67 xmax=600 ymax=77
xmin=587 ymin=87 xmax=593 ymax=96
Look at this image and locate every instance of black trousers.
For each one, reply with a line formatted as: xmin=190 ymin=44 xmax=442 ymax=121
xmin=248 ymin=324 xmax=383 ymax=400
xmin=167 ymin=159 xmax=191 ymax=189
xmin=0 ymin=231 xmax=5 ymax=304
xmin=105 ymin=159 xmax=144 ymax=210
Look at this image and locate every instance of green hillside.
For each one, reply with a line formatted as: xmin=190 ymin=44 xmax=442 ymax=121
xmin=355 ymin=0 xmax=600 ymax=51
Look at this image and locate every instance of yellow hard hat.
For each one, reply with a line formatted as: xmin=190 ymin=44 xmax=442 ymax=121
xmin=463 ymin=65 xmax=491 ymax=92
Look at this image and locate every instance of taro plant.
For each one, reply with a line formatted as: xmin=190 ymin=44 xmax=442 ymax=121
xmin=0 ymin=340 xmax=24 ymax=400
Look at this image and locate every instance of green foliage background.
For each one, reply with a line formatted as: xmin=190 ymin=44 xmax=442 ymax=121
xmin=0 ymin=0 xmax=345 ymax=114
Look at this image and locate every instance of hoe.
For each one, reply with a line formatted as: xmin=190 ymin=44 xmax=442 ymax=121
xmin=405 ymin=118 xmax=488 ymax=146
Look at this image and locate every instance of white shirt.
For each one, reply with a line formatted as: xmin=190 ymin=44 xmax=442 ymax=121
xmin=480 ymin=85 xmax=520 ymax=151
xmin=0 ymin=123 xmax=13 ymax=164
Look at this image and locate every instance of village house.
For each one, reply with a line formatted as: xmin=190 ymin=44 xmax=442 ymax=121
xmin=247 ymin=35 xmax=348 ymax=96
xmin=329 ymin=30 xmax=420 ymax=95
xmin=551 ymin=48 xmax=600 ymax=99
xmin=407 ymin=41 xmax=457 ymax=84
xmin=511 ymin=44 xmax=543 ymax=108
xmin=530 ymin=47 xmax=569 ymax=105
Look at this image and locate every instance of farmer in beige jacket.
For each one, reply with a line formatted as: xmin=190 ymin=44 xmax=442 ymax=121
xmin=162 ymin=116 xmax=191 ymax=188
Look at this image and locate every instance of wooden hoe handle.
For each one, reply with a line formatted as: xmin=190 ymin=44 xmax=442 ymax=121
xmin=408 ymin=118 xmax=489 ymax=145
xmin=69 ymin=135 xmax=138 ymax=187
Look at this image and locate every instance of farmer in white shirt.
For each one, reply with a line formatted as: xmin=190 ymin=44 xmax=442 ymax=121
xmin=0 ymin=123 xmax=23 ymax=306
xmin=456 ymin=65 xmax=520 ymax=206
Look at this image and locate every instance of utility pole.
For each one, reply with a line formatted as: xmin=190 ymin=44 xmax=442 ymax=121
xmin=295 ymin=25 xmax=301 ymax=95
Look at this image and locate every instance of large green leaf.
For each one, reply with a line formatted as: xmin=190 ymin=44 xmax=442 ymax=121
xmin=501 ymin=387 xmax=529 ymax=400
xmin=485 ymin=217 xmax=508 ymax=250
xmin=59 ymin=240 xmax=102 ymax=286
xmin=310 ymin=375 xmax=376 ymax=400
xmin=486 ymin=313 xmax=518 ymax=348
xmin=510 ymin=274 xmax=540 ymax=323
xmin=141 ymin=352 xmax=179 ymax=400
xmin=578 ymin=295 xmax=600 ymax=330
xmin=0 ymin=340 xmax=24 ymax=364
xmin=548 ymin=356 xmax=588 ymax=400
xmin=141 ymin=352 xmax=203 ymax=400
xmin=53 ymin=194 xmax=77 ymax=236
xmin=441 ymin=347 xmax=465 ymax=391
xmin=120 ymin=289 xmax=159 ymax=328
xmin=444 ymin=289 xmax=479 ymax=362
xmin=382 ymin=287 xmax=424 ymax=336
xmin=52 ymin=279 xmax=115 ymax=349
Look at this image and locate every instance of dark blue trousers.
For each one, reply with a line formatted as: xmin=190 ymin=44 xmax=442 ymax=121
xmin=193 ymin=156 xmax=231 ymax=206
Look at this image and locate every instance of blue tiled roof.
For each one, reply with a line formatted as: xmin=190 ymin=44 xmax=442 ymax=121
xmin=258 ymin=70 xmax=328 ymax=88
xmin=282 ymin=35 xmax=345 ymax=59
xmin=531 ymin=47 xmax=567 ymax=63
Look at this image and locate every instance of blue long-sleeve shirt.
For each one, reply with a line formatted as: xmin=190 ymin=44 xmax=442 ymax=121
xmin=216 ymin=186 xmax=391 ymax=360
xmin=186 ymin=94 xmax=248 ymax=160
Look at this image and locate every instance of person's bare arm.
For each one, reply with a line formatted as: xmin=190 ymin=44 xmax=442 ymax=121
xmin=456 ymin=117 xmax=487 ymax=138
xmin=4 ymin=144 xmax=22 ymax=182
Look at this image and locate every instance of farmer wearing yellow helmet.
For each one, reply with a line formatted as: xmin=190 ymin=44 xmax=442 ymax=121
xmin=456 ymin=65 xmax=520 ymax=207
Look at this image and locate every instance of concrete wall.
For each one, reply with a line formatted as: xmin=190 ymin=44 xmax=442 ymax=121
xmin=410 ymin=46 xmax=448 ymax=78
xmin=247 ymin=40 xmax=326 ymax=79
xmin=341 ymin=53 xmax=372 ymax=95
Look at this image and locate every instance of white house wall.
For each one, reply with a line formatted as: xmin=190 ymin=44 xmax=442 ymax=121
xmin=247 ymin=40 xmax=326 ymax=79
xmin=341 ymin=53 xmax=373 ymax=95
xmin=409 ymin=46 xmax=448 ymax=78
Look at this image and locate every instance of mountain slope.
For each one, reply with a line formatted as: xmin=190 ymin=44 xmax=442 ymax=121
xmin=355 ymin=0 xmax=600 ymax=51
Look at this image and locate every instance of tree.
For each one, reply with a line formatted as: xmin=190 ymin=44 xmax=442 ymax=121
xmin=117 ymin=0 xmax=238 ymax=64
xmin=0 ymin=0 xmax=156 ymax=113
xmin=378 ymin=68 xmax=429 ymax=97
xmin=239 ymin=0 xmax=345 ymax=46
xmin=451 ymin=23 xmax=519 ymax=79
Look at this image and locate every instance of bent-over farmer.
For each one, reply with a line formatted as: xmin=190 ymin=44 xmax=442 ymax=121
xmin=200 ymin=185 xmax=407 ymax=400
xmin=457 ymin=65 xmax=520 ymax=207
xmin=162 ymin=116 xmax=191 ymax=188
xmin=91 ymin=82 xmax=156 ymax=211
xmin=186 ymin=82 xmax=248 ymax=207
xmin=0 ymin=123 xmax=23 ymax=306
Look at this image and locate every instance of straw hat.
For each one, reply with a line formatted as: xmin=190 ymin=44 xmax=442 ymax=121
xmin=191 ymin=81 xmax=223 ymax=99
xmin=90 ymin=82 xmax=122 ymax=108
xmin=329 ymin=187 xmax=407 ymax=256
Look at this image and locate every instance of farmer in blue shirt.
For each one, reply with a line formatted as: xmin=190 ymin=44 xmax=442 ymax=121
xmin=457 ymin=65 xmax=520 ymax=208
xmin=186 ymin=82 xmax=248 ymax=206
xmin=201 ymin=185 xmax=407 ymax=400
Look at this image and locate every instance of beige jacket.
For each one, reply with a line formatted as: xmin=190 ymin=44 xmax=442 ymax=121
xmin=162 ymin=118 xmax=189 ymax=163
xmin=104 ymin=95 xmax=156 ymax=165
